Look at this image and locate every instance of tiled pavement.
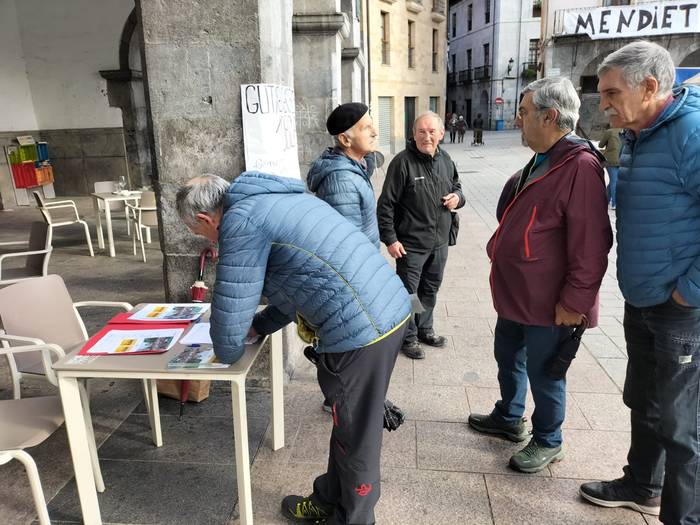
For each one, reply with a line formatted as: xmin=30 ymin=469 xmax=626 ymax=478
xmin=0 ymin=131 xmax=659 ymax=524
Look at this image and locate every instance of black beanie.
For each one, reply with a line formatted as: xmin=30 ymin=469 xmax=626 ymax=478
xmin=326 ymin=103 xmax=369 ymax=135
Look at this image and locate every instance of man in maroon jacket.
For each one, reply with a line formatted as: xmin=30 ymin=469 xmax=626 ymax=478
xmin=468 ymin=77 xmax=613 ymax=473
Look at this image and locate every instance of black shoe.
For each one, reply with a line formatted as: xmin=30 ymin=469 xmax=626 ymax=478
xmin=322 ymin=400 xmax=332 ymax=414
xmin=468 ymin=413 xmax=529 ymax=442
xmin=417 ymin=331 xmax=447 ymax=347
xmin=281 ymin=495 xmax=333 ymax=522
xmin=579 ymin=478 xmax=660 ymax=515
xmin=402 ymin=340 xmax=425 ymax=359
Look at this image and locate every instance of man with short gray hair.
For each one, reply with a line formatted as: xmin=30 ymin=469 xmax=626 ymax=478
xmin=468 ymin=77 xmax=612 ymax=473
xmin=377 ymin=111 xmax=465 ymax=360
xmin=580 ymin=40 xmax=700 ymax=524
xmin=176 ymin=171 xmax=411 ymax=524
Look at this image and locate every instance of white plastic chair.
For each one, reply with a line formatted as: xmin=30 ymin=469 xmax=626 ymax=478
xmin=0 ymin=337 xmax=84 ymax=525
xmin=0 ymin=222 xmax=52 ymax=285
xmin=33 ymin=192 xmax=94 ymax=257
xmin=126 ymin=191 xmax=158 ymax=262
xmin=0 ymin=275 xmax=163 ymax=446
xmin=93 ymin=181 xmax=135 ymax=235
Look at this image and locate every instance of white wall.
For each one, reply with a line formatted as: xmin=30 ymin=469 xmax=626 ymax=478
xmin=3 ymin=0 xmax=134 ymax=131
xmin=0 ymin=0 xmax=39 ymax=131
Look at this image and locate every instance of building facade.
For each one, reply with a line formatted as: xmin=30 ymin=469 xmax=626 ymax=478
xmin=369 ymin=0 xmax=447 ymax=154
xmin=446 ymin=0 xmax=542 ymax=130
xmin=542 ymin=0 xmax=700 ymax=138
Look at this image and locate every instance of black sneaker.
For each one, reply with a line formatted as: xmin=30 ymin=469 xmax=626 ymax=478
xmin=580 ymin=478 xmax=660 ymax=515
xmin=417 ymin=331 xmax=447 ymax=347
xmin=402 ymin=340 xmax=425 ymax=359
xmin=468 ymin=413 xmax=529 ymax=442
xmin=281 ymin=495 xmax=333 ymax=522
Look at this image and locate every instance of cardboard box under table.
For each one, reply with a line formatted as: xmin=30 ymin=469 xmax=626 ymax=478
xmin=52 ymin=323 xmax=285 ymax=525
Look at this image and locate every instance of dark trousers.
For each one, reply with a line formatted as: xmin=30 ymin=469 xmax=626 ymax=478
xmin=491 ymin=317 xmax=571 ymax=447
xmin=312 ymin=322 xmax=406 ymax=525
xmin=622 ymin=299 xmax=700 ymax=525
xmin=395 ymin=246 xmax=448 ymax=344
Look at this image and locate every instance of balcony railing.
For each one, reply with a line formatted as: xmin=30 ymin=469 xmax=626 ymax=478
xmin=473 ymin=65 xmax=491 ymax=81
xmin=447 ymin=72 xmax=458 ymax=86
xmin=458 ymin=68 xmax=473 ymax=84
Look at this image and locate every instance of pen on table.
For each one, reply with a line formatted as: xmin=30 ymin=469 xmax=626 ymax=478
xmin=179 ymin=344 xmax=198 ymax=419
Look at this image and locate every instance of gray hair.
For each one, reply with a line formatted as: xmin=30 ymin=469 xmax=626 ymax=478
xmin=598 ymin=41 xmax=675 ymax=98
xmin=522 ymin=77 xmax=580 ymax=131
xmin=413 ymin=111 xmax=445 ymax=131
xmin=175 ymin=173 xmax=230 ymax=226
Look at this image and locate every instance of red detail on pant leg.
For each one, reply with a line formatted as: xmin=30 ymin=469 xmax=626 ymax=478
xmin=332 ymin=402 xmax=339 ymax=427
xmin=355 ymin=483 xmax=372 ymax=497
xmin=335 ymin=440 xmax=347 ymax=455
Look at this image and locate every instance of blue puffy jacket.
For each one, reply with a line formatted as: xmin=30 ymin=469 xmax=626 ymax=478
xmin=616 ymin=86 xmax=700 ymax=308
xmin=306 ymin=148 xmax=380 ymax=247
xmin=210 ymin=171 xmax=411 ymax=363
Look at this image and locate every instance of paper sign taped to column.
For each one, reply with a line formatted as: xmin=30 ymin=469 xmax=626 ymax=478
xmin=241 ymin=84 xmax=300 ymax=179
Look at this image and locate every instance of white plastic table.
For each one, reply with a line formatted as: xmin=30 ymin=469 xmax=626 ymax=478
xmin=53 ymin=326 xmax=284 ymax=525
xmin=91 ymin=192 xmax=141 ymax=257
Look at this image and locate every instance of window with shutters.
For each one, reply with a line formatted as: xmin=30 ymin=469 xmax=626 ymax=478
xmin=381 ymin=11 xmax=390 ymax=65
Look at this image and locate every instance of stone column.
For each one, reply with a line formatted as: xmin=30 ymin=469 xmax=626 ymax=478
xmin=292 ymin=0 xmax=349 ymax=174
xmin=136 ymin=0 xmax=294 ymax=301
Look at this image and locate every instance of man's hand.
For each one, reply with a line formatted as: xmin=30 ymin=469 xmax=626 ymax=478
xmin=387 ymin=241 xmax=407 ymax=259
xmin=672 ymin=289 xmax=691 ymax=307
xmin=555 ymin=303 xmax=584 ymax=326
xmin=442 ymin=193 xmax=460 ymax=210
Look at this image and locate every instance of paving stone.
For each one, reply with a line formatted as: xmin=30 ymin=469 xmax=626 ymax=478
xmin=413 ymin=347 xmax=500 ymax=388
xmin=376 ymin=468 xmax=493 ymax=525
xmin=97 ymin=412 xmax=268 ymax=465
xmin=387 ymin=383 xmax=469 ymax=422
xmin=598 ymin=357 xmax=629 ymax=391
xmin=565 ymin=360 xmax=622 ymax=394
xmin=571 ymin=392 xmax=630 ymax=431
xmin=48 ymin=459 xmax=238 ymax=524
xmin=416 ymin=420 xmax=550 ymax=477
xmin=486 ymin=474 xmax=647 ymax=525
xmin=583 ymin=333 xmax=627 ymax=359
xmin=549 ymin=429 xmax=630 ymax=481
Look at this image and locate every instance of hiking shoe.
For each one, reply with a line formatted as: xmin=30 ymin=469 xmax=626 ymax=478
xmin=281 ymin=495 xmax=333 ymax=523
xmin=468 ymin=413 xmax=529 ymax=442
xmin=417 ymin=331 xmax=447 ymax=347
xmin=322 ymin=400 xmax=332 ymax=414
xmin=580 ymin=478 xmax=660 ymax=515
xmin=509 ymin=438 xmax=564 ymax=473
xmin=402 ymin=340 xmax=425 ymax=359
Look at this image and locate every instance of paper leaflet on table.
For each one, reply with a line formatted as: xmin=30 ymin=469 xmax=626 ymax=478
xmin=167 ymin=347 xmax=229 ymax=369
xmin=179 ymin=322 xmax=261 ymax=346
xmin=80 ymin=328 xmax=184 ymax=355
xmin=128 ymin=303 xmax=210 ymax=322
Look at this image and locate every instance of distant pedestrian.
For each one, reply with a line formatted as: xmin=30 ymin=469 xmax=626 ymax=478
xmin=472 ymin=113 xmax=484 ymax=145
xmin=457 ymin=115 xmax=467 ymax=143
xmin=448 ymin=114 xmax=458 ymax=143
xmin=597 ymin=125 xmax=622 ymax=209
